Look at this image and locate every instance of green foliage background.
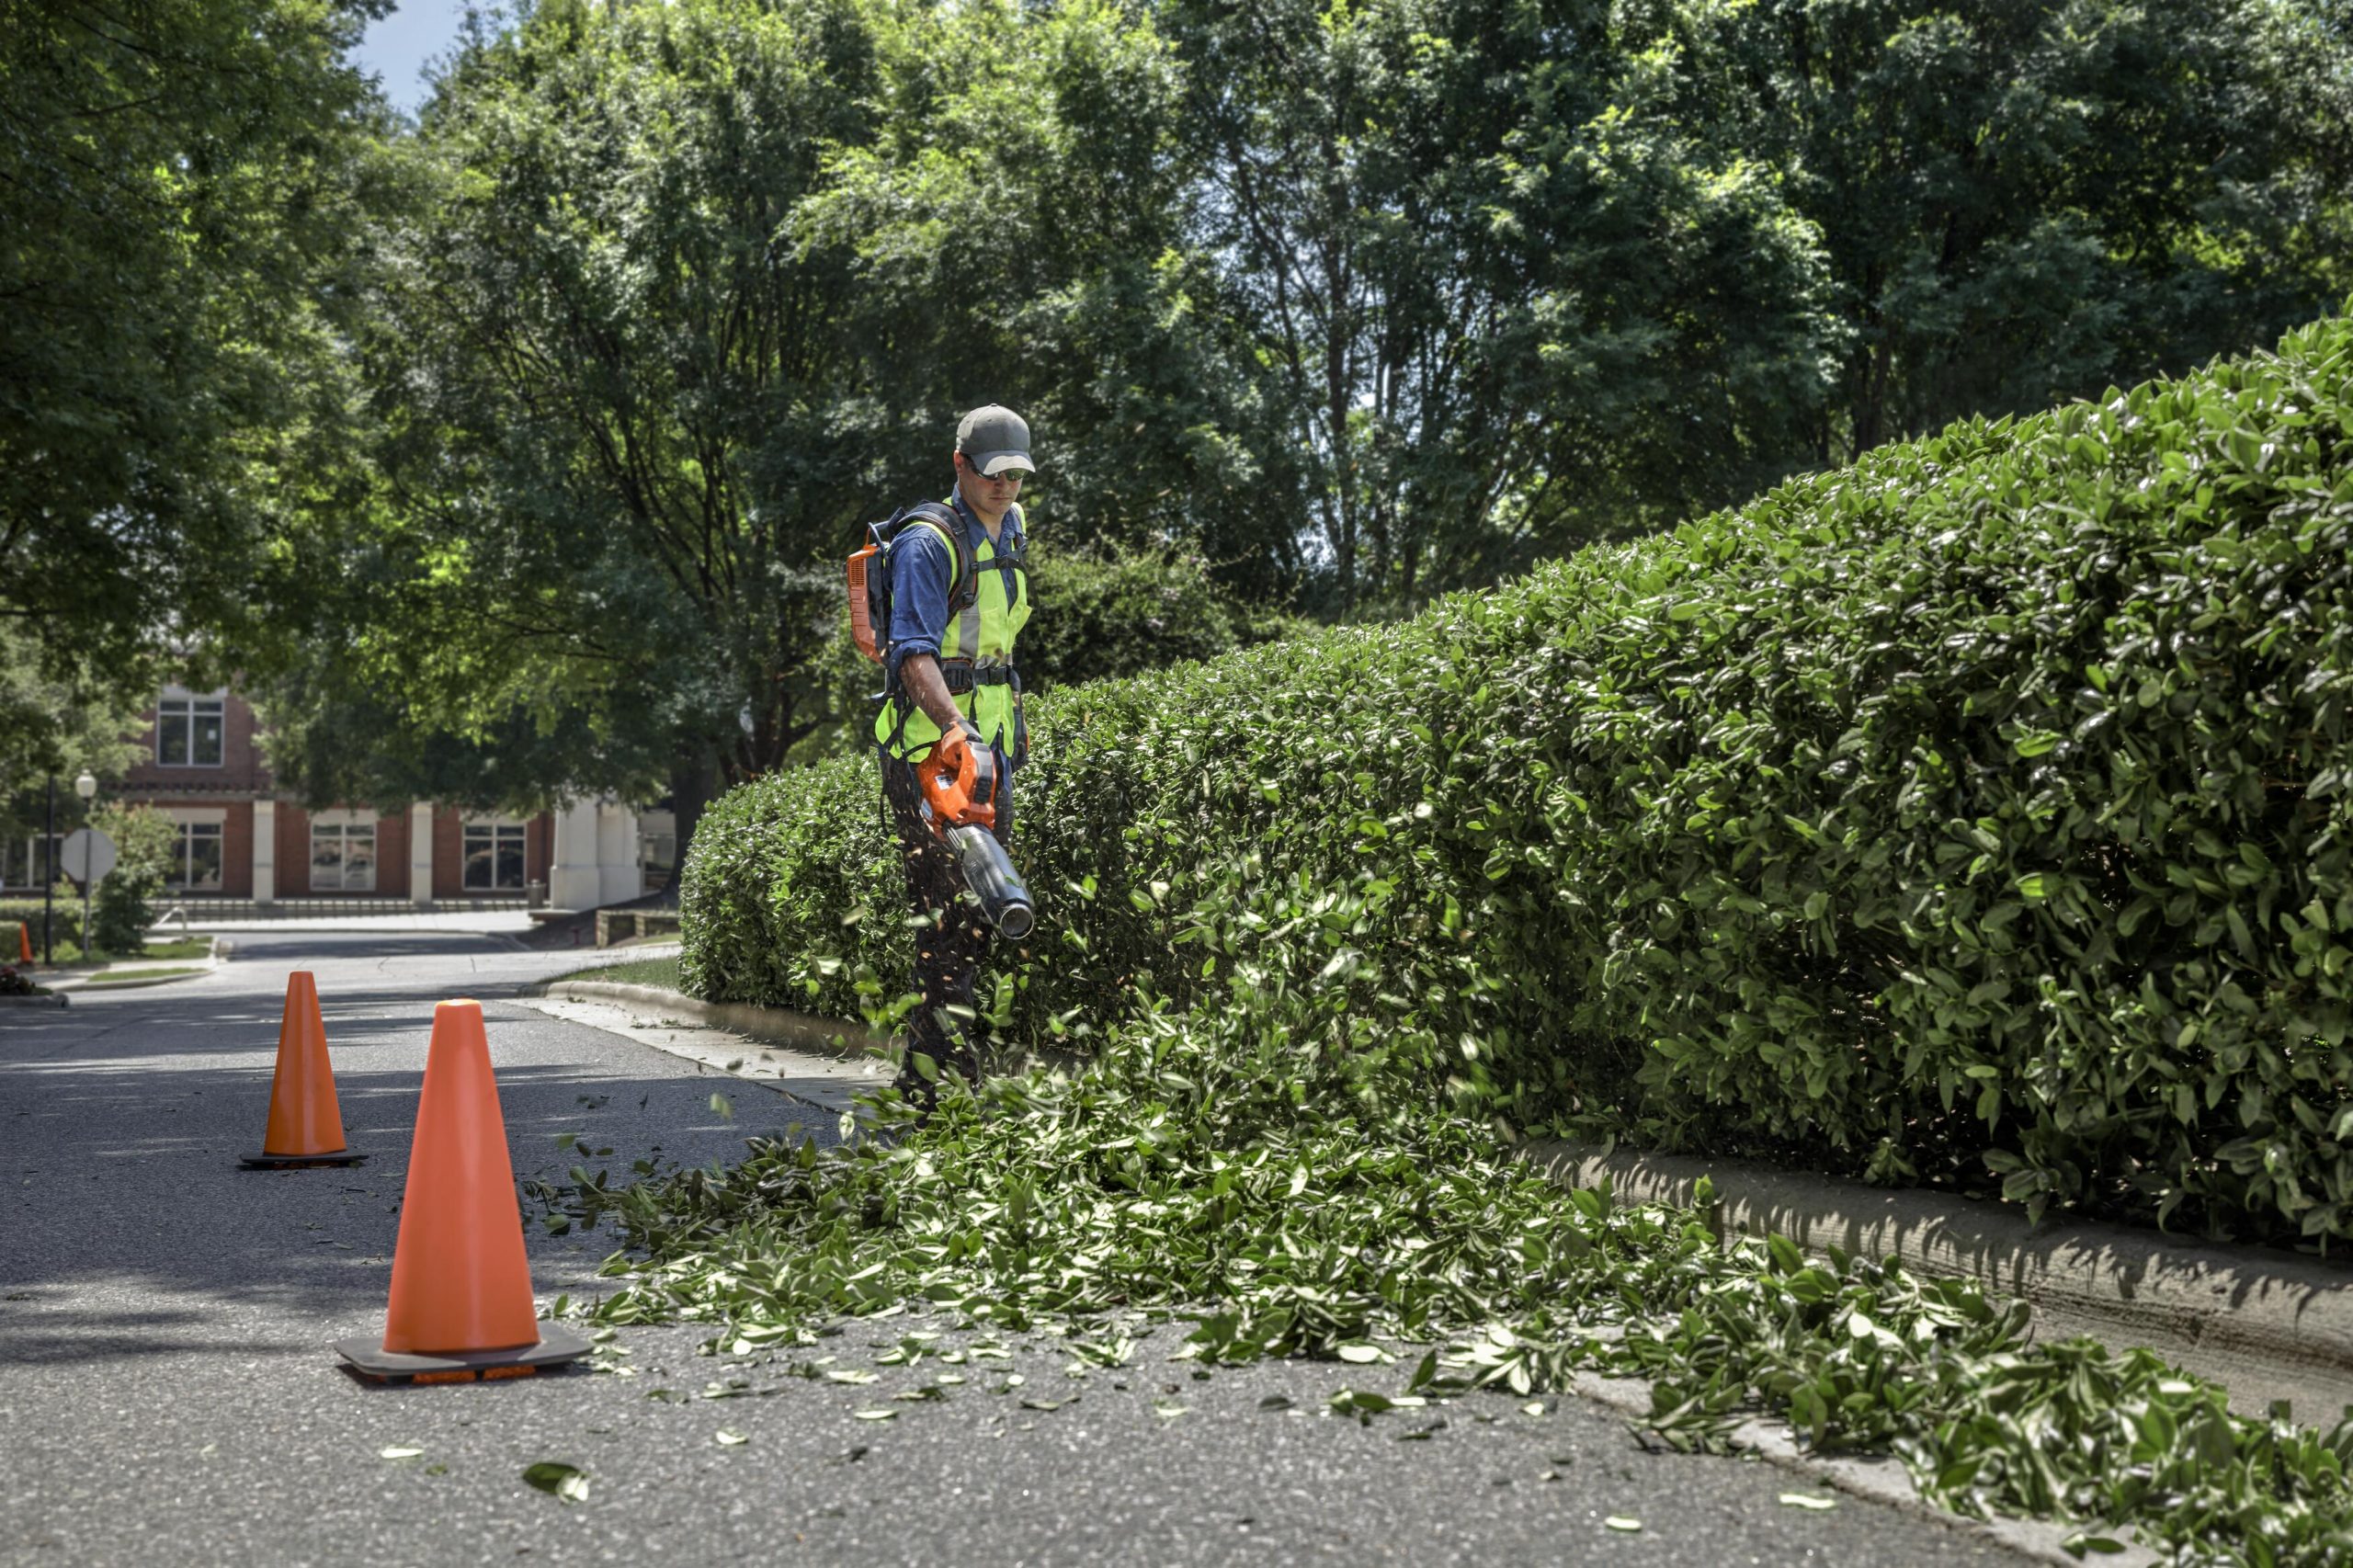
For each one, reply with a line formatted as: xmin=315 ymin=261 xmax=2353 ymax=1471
xmin=685 ymin=314 xmax=2353 ymax=1247
xmin=236 ymin=0 xmax=2353 ymax=836
xmin=0 ymin=0 xmax=387 ymax=710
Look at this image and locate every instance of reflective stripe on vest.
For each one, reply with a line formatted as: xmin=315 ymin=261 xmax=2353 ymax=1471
xmin=875 ymin=500 xmax=1030 ymax=761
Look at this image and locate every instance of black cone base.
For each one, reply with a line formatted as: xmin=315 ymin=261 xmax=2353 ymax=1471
xmin=335 ymin=1323 xmax=596 ymax=1385
xmin=240 ymin=1147 xmax=366 ymax=1169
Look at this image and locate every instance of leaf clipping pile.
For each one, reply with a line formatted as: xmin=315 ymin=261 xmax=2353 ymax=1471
xmin=596 ymin=849 xmax=2353 ymax=1563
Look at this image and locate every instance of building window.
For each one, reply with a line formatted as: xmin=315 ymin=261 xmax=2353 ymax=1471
xmin=4 ymin=835 xmax=64 ymax=889
xmin=169 ymin=824 xmax=225 ymax=892
xmin=157 ymin=692 xmax=226 ymax=767
xmin=463 ymin=822 xmax=528 ymax=891
xmin=310 ymin=821 xmax=377 ymax=892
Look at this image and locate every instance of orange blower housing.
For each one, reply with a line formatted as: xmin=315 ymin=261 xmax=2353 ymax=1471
xmin=915 ymin=728 xmax=1034 ymax=941
xmin=916 ymin=723 xmax=996 ymax=833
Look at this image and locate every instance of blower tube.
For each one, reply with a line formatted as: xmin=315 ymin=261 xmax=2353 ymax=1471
xmin=945 ymin=823 xmax=1036 ymax=942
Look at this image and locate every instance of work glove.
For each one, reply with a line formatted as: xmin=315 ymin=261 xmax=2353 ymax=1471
xmin=921 ymin=718 xmax=997 ymax=829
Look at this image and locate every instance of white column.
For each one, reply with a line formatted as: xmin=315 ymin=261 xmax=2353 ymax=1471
xmin=410 ymin=802 xmax=434 ymax=909
xmin=252 ymin=800 xmax=276 ymax=904
xmin=550 ymin=801 xmax=602 ymax=911
xmin=596 ymin=801 xmax=642 ymax=906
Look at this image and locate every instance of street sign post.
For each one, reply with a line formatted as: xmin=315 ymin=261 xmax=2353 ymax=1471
xmin=60 ymin=828 xmax=115 ymax=960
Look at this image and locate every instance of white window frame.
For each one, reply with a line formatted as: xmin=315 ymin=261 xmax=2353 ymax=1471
xmin=308 ymin=809 xmax=378 ymax=893
xmin=155 ymin=686 xmax=227 ymax=768
xmin=462 ymin=818 xmax=529 ymax=892
xmin=168 ymin=823 xmax=226 ymax=892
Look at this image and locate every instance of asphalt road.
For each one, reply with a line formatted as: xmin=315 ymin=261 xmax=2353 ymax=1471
xmin=0 ymin=927 xmax=2030 ymax=1566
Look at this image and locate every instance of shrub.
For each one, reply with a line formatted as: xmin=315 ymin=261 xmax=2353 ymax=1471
xmin=686 ymin=313 xmax=2353 ymax=1246
xmin=0 ymin=899 xmax=84 ymax=962
xmin=88 ymin=804 xmax=174 ymax=955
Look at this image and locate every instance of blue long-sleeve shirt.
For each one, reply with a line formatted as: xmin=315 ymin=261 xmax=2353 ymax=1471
xmin=883 ymin=493 xmax=1026 ymax=689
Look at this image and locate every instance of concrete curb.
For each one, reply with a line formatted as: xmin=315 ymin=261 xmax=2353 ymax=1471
xmin=56 ymin=967 xmax=213 ymax=993
xmin=540 ymin=981 xmax=888 ymax=1061
xmin=1563 ymin=1370 xmax=2156 ymax=1566
xmin=0 ymin=992 xmax=69 ymax=1008
xmin=1526 ymin=1138 xmax=2353 ymax=1420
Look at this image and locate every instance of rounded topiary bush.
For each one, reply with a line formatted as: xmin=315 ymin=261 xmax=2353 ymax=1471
xmin=687 ymin=313 xmax=2353 ymax=1246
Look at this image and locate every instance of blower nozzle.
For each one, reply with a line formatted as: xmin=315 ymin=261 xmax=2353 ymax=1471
xmin=944 ymin=822 xmax=1035 ymax=941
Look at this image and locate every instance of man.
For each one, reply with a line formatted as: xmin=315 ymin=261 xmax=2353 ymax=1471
xmin=873 ymin=404 xmax=1035 ymax=1107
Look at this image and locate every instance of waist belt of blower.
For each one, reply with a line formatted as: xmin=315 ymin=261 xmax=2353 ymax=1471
xmin=938 ymin=660 xmax=1018 ymax=696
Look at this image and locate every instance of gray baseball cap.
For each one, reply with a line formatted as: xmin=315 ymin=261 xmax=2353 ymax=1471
xmin=956 ymin=404 xmax=1035 ymax=477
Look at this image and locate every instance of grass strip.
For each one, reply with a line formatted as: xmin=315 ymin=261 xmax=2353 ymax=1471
xmin=140 ymin=938 xmax=212 ymax=960
xmin=574 ymin=858 xmax=2353 ymax=1565
xmin=553 ymin=955 xmax=684 ymax=991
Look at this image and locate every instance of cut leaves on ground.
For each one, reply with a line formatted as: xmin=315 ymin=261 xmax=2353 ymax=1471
xmin=521 ymin=1461 xmax=589 ymax=1504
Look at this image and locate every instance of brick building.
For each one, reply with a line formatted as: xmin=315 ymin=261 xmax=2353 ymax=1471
xmin=63 ymin=684 xmax=652 ymax=911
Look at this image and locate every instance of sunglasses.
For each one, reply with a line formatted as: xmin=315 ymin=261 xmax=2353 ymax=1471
xmin=963 ymin=457 xmax=1027 ymax=483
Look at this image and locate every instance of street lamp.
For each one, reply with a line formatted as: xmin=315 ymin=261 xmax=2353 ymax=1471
xmin=41 ymin=772 xmax=54 ymax=965
xmin=73 ymin=771 xmax=97 ymax=961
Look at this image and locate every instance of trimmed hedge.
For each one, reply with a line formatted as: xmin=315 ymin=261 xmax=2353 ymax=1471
xmin=686 ymin=313 xmax=2353 ymax=1246
xmin=0 ymin=898 xmax=84 ymax=960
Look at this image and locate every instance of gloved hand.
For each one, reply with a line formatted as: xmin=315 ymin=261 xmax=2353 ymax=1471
xmin=921 ymin=717 xmax=997 ymax=829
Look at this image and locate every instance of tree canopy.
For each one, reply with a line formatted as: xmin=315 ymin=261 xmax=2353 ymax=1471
xmin=0 ymin=0 xmax=385 ymax=687
xmin=16 ymin=0 xmax=2340 ymax=848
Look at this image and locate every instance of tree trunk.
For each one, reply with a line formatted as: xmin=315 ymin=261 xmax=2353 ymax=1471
xmin=667 ymin=745 xmax=718 ymax=902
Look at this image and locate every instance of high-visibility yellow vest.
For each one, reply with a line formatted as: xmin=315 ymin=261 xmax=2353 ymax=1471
xmin=873 ymin=500 xmax=1030 ymax=761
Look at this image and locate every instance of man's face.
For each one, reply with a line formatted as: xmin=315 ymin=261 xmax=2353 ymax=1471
xmin=959 ymin=453 xmax=1027 ymax=511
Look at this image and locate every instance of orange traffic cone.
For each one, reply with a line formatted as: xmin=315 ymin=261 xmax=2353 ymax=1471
xmin=334 ymin=999 xmax=588 ymax=1383
xmin=241 ymin=972 xmax=364 ymax=1169
xmin=17 ymin=921 xmax=30 ymax=964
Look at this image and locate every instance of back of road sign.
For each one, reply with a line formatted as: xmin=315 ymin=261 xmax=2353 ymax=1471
xmin=60 ymin=828 xmax=117 ymax=885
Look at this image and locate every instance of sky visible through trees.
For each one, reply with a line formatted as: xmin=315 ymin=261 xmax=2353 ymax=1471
xmin=352 ymin=0 xmax=471 ymax=111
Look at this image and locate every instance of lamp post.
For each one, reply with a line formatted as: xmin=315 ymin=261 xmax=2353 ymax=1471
xmin=42 ymin=773 xmax=55 ymax=965
xmin=73 ymin=770 xmax=97 ymax=960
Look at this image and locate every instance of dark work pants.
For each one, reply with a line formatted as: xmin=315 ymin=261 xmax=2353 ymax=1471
xmin=881 ymin=750 xmax=1015 ymax=1106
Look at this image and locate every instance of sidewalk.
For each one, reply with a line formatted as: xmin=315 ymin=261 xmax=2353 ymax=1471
xmin=157 ymin=909 xmax=540 ymax=935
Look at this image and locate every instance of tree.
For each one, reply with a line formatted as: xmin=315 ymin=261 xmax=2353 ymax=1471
xmin=1682 ymin=0 xmax=2353 ymax=460
xmin=88 ymin=804 xmax=175 ymax=955
xmin=0 ymin=624 xmax=144 ymax=853
xmin=1161 ymin=0 xmax=1840 ymax=611
xmin=264 ymin=0 xmax=1254 ymax=847
xmin=264 ymin=0 xmax=2353 ymax=841
xmin=263 ymin=0 xmax=889 ymax=847
xmin=801 ymin=0 xmax=1313 ymax=604
xmin=0 ymin=0 xmax=389 ymax=688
